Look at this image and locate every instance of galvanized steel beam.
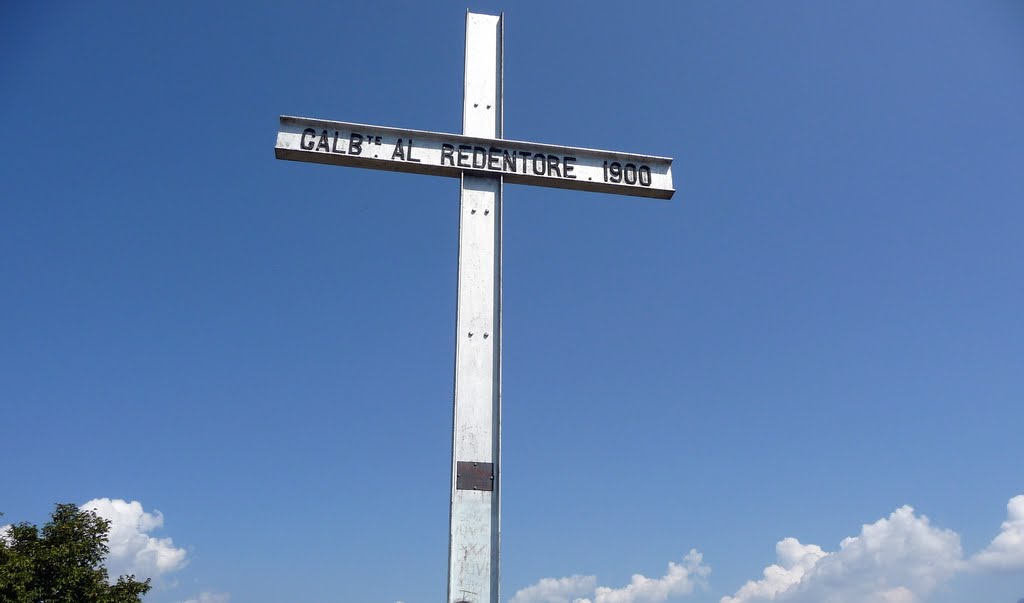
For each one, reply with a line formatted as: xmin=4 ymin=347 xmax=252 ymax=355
xmin=275 ymin=117 xmax=674 ymax=200
xmin=448 ymin=12 xmax=503 ymax=603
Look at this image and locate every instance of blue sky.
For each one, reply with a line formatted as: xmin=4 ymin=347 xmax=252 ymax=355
xmin=2 ymin=2 xmax=1023 ymax=603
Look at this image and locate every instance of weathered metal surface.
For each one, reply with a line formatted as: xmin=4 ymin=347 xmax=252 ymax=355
xmin=448 ymin=12 xmax=503 ymax=603
xmin=275 ymin=117 xmax=674 ymax=200
xmin=456 ymin=461 xmax=495 ymax=491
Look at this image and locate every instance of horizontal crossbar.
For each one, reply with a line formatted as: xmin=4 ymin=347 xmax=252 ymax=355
xmin=275 ymin=116 xmax=674 ymax=200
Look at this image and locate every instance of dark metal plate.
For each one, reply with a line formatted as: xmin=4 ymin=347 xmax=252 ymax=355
xmin=456 ymin=461 xmax=494 ymax=491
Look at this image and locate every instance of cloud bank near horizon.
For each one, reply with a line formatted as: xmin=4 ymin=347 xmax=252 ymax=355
xmin=508 ymin=494 xmax=1024 ymax=603
xmin=723 ymin=494 xmax=1024 ymax=603
xmin=509 ymin=551 xmax=710 ymax=603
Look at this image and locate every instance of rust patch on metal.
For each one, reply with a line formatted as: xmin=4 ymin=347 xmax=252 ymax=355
xmin=456 ymin=461 xmax=494 ymax=491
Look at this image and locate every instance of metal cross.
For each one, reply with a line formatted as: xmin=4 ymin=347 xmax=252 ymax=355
xmin=274 ymin=12 xmax=674 ymax=603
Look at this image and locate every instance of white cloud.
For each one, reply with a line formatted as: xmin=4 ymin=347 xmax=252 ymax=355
xmin=177 ymin=592 xmax=230 ymax=603
xmin=512 ymin=495 xmax=1024 ymax=603
xmin=511 ymin=550 xmax=709 ymax=603
xmin=721 ymin=538 xmax=827 ymax=603
xmin=591 ymin=551 xmax=710 ymax=603
xmin=509 ymin=574 xmax=598 ymax=603
xmin=80 ymin=498 xmax=188 ymax=582
xmin=178 ymin=589 xmax=230 ymax=597
xmin=721 ymin=505 xmax=966 ymax=603
xmin=721 ymin=496 xmax=1024 ymax=603
xmin=970 ymin=494 xmax=1024 ymax=572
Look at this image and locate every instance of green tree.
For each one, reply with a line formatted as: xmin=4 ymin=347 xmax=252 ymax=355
xmin=0 ymin=504 xmax=151 ymax=603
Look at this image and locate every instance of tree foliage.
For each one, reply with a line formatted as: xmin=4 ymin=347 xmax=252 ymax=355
xmin=0 ymin=504 xmax=151 ymax=603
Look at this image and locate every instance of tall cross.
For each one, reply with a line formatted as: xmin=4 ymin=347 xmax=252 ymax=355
xmin=274 ymin=12 xmax=673 ymax=603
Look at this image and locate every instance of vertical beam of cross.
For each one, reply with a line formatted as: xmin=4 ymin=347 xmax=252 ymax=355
xmin=448 ymin=11 xmax=503 ymax=603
